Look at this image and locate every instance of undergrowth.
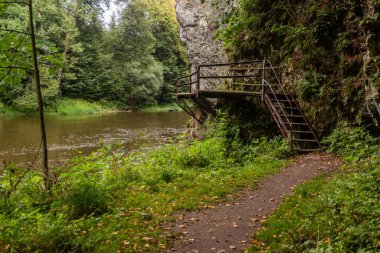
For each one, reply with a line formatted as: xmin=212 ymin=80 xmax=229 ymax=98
xmin=52 ymin=98 xmax=116 ymax=116
xmin=0 ymin=113 xmax=291 ymax=252
xmin=249 ymin=126 xmax=380 ymax=252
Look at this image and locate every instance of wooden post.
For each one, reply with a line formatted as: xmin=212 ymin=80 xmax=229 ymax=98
xmin=196 ymin=66 xmax=200 ymax=91
xmin=28 ymin=0 xmax=50 ymax=190
xmin=261 ymin=58 xmax=266 ymax=102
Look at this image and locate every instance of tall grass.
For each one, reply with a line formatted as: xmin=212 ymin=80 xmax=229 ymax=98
xmin=249 ymin=126 xmax=380 ymax=252
xmin=53 ymin=98 xmax=113 ymax=115
xmin=0 ymin=114 xmax=291 ymax=252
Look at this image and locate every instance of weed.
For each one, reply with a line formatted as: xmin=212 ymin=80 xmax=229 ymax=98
xmin=249 ymin=126 xmax=380 ymax=252
xmin=0 ymin=119 xmax=288 ymax=252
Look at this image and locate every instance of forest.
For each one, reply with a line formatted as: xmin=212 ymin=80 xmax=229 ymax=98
xmin=0 ymin=0 xmax=379 ymax=252
xmin=0 ymin=0 xmax=189 ymax=113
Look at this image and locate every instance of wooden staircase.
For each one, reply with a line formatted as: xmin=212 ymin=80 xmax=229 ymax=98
xmin=264 ymin=93 xmax=320 ymax=151
xmin=176 ymin=59 xmax=320 ymax=152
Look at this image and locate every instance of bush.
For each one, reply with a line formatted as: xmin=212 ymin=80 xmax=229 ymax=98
xmin=250 ymin=158 xmax=380 ymax=253
xmin=322 ymin=125 xmax=379 ymax=161
xmin=64 ymin=181 xmax=109 ymax=219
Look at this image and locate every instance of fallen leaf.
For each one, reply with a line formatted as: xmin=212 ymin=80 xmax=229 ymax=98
xmin=142 ymin=236 xmax=153 ymax=241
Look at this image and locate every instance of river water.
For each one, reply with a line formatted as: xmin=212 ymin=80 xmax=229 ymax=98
xmin=0 ymin=111 xmax=189 ymax=167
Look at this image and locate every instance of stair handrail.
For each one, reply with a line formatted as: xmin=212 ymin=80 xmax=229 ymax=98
xmin=265 ymin=60 xmax=294 ymax=112
xmin=262 ymin=79 xmax=292 ymax=128
xmin=264 ymin=60 xmax=294 ymax=134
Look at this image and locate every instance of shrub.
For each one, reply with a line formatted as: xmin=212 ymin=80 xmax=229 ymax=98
xmin=322 ymin=125 xmax=379 ymax=161
xmin=64 ymin=181 xmax=109 ymax=218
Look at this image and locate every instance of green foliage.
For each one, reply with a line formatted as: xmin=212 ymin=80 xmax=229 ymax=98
xmin=53 ymin=98 xmax=110 ymax=115
xmin=65 ymin=181 xmax=109 ymax=218
xmin=297 ymin=71 xmax=325 ymax=100
xmin=205 ymin=111 xmax=292 ymax=164
xmin=0 ymin=117 xmax=289 ymax=252
xmin=322 ymin=125 xmax=379 ymax=161
xmin=243 ymin=137 xmax=293 ymax=162
xmin=1 ymin=0 xmax=189 ymax=113
xmin=219 ymin=0 xmax=377 ymax=127
xmin=250 ymin=159 xmax=380 ymax=253
xmin=250 ymin=127 xmax=380 ymax=253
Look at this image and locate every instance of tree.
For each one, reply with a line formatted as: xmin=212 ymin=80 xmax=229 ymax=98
xmin=0 ymin=0 xmax=51 ymax=189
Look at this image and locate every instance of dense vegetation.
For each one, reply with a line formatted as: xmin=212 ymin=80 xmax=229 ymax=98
xmin=250 ymin=126 xmax=380 ymax=252
xmin=1 ymin=0 xmax=379 ymax=252
xmin=0 ymin=0 xmax=189 ymax=113
xmin=215 ymin=1 xmax=379 ymax=251
xmin=0 ymin=115 xmax=291 ymax=252
xmin=219 ymin=0 xmax=379 ymax=134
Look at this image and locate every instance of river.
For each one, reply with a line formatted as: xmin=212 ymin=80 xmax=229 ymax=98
xmin=0 ymin=111 xmax=189 ymax=167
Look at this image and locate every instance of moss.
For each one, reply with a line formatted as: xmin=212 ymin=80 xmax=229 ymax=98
xmin=219 ymin=0 xmax=379 ymax=132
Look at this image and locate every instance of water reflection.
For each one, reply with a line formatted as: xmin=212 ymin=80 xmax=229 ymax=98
xmin=0 ymin=111 xmax=189 ymax=167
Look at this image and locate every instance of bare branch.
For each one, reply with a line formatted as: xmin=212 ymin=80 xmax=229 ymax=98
xmin=0 ymin=28 xmax=30 ymax=35
xmin=0 ymin=66 xmax=33 ymax=71
xmin=0 ymin=1 xmax=29 ymax=5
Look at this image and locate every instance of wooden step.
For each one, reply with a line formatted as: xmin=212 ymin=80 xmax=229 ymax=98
xmin=267 ymin=93 xmax=296 ymax=99
xmin=286 ymin=122 xmax=309 ymax=126
xmin=279 ymin=114 xmax=304 ymax=118
xmin=295 ymin=148 xmax=320 ymax=152
xmin=273 ymin=105 xmax=300 ymax=110
xmin=290 ymin=130 xmax=313 ymax=134
xmin=273 ymin=99 xmax=296 ymax=103
xmin=292 ymin=138 xmax=319 ymax=142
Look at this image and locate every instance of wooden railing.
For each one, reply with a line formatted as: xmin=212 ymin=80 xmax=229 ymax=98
xmin=176 ymin=59 xmax=320 ymax=151
xmin=176 ymin=60 xmax=265 ymax=95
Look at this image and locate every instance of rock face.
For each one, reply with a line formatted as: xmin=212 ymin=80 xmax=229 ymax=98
xmin=175 ymin=0 xmax=235 ymax=71
xmin=363 ymin=0 xmax=380 ymax=127
xmin=175 ymin=0 xmax=380 ymax=131
xmin=175 ymin=0 xmax=237 ymax=129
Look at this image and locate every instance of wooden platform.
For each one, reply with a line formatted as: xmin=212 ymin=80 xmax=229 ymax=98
xmin=176 ymin=60 xmax=321 ymax=152
xmin=177 ymin=90 xmax=261 ymax=99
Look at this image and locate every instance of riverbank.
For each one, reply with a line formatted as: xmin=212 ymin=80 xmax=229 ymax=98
xmin=0 ymin=116 xmax=292 ymax=252
xmin=1 ymin=120 xmax=377 ymax=252
xmin=0 ymin=99 xmax=181 ymax=118
xmin=0 ymin=98 xmax=117 ymax=117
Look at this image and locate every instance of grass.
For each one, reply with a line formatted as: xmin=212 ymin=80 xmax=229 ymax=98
xmin=140 ymin=103 xmax=181 ymax=113
xmin=249 ymin=126 xmax=380 ymax=253
xmin=249 ymin=160 xmax=380 ymax=252
xmin=0 ymin=131 xmax=291 ymax=252
xmin=0 ymin=106 xmax=24 ymax=117
xmin=51 ymin=98 xmax=118 ymax=116
xmin=0 ymin=98 xmax=120 ymax=118
xmin=1 ymin=99 xmax=182 ymax=118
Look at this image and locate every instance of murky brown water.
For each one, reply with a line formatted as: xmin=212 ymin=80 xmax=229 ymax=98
xmin=0 ymin=111 xmax=189 ymax=167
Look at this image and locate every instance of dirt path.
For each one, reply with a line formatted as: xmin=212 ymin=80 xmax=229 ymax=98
xmin=166 ymin=153 xmax=342 ymax=253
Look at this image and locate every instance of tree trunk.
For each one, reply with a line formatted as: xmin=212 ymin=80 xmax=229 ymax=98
xmin=28 ymin=0 xmax=51 ymax=190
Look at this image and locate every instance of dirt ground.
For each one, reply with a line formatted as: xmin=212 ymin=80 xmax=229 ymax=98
xmin=166 ymin=153 xmax=342 ymax=253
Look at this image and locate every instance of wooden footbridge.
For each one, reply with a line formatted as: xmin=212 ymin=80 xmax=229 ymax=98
xmin=176 ymin=59 xmax=320 ymax=152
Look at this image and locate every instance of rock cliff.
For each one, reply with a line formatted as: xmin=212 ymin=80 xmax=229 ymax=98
xmin=175 ymin=0 xmax=380 ymax=133
xmin=175 ymin=0 xmax=236 ymax=70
